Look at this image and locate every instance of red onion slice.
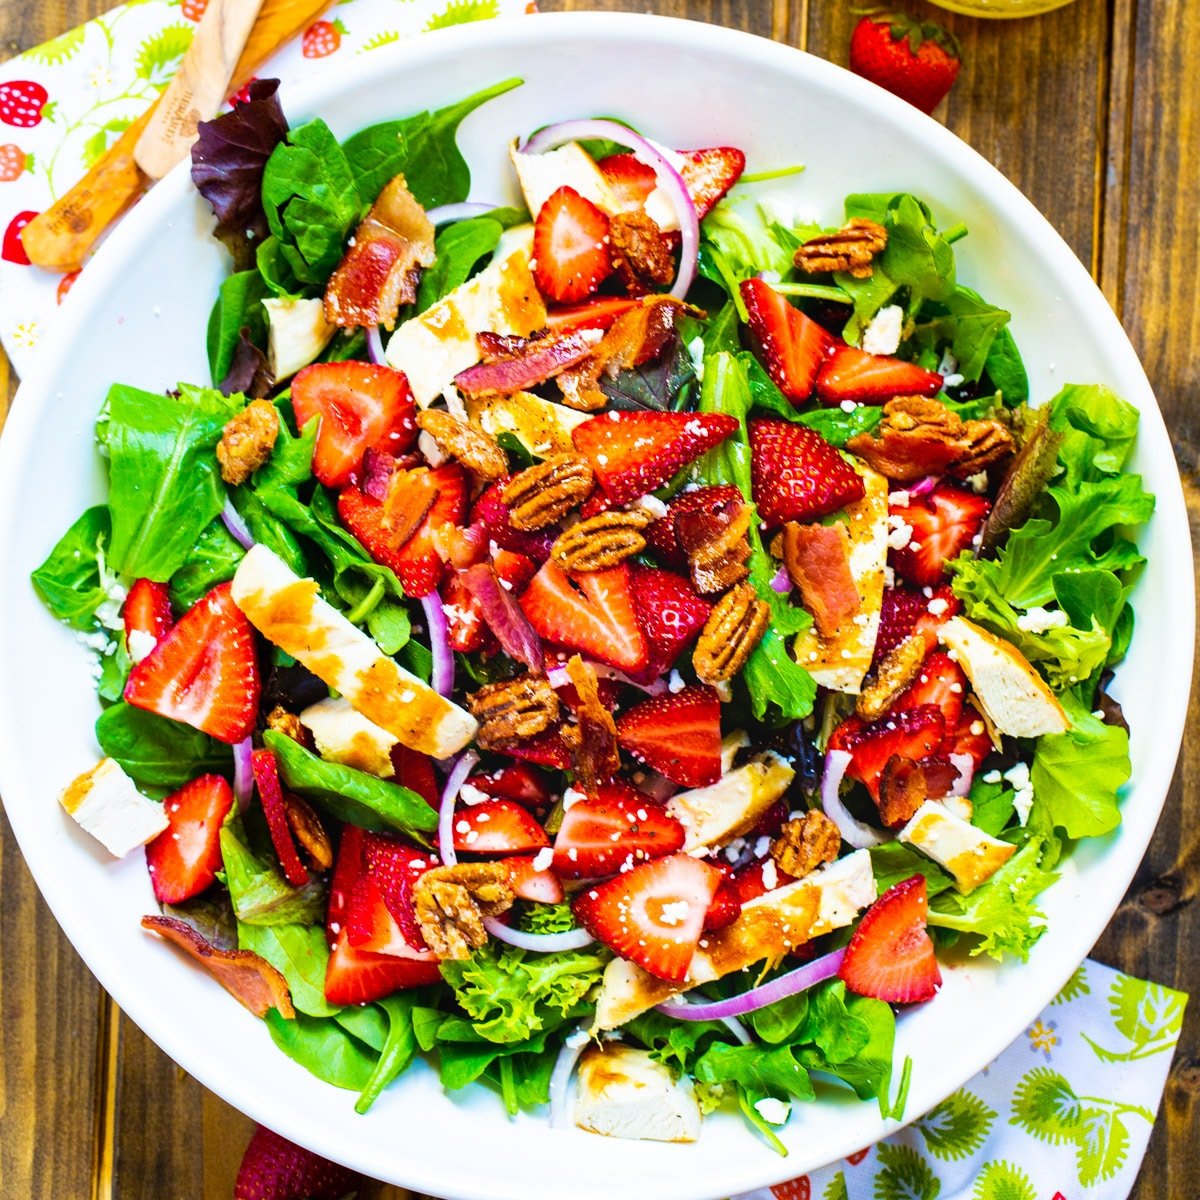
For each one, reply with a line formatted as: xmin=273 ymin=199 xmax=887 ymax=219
xmin=232 ymin=737 xmax=254 ymax=812
xmin=518 ymin=119 xmax=699 ymax=300
xmin=437 ymin=750 xmax=478 ymax=869
xmin=426 ymin=202 xmax=501 ymax=227
xmin=460 ymin=563 xmax=543 ymax=674
xmin=770 ymin=564 xmax=791 ymax=593
xmin=483 ymin=918 xmax=594 ymax=953
xmin=947 ymin=753 xmax=975 ymax=799
xmin=549 ymin=1024 xmax=591 ymax=1130
xmin=420 ymin=592 xmax=454 ymax=698
xmin=907 ymin=474 xmax=940 ymax=500
xmin=822 ymin=749 xmax=888 ymax=850
xmin=221 ymin=498 xmax=255 ymax=551
xmin=655 ymin=948 xmax=847 ymax=1021
xmin=366 ymin=325 xmax=386 ymax=365
xmin=545 ymin=661 xmax=667 ymax=697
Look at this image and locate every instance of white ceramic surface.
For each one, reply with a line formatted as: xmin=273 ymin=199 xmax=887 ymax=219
xmin=0 ymin=14 xmax=1191 ymax=1200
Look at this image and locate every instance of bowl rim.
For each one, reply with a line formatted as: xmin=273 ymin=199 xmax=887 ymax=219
xmin=0 ymin=11 xmax=1192 ymax=1198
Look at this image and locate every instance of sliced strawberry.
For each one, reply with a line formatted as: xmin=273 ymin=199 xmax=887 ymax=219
xmin=816 ymin=344 xmax=942 ymax=406
xmin=828 ymin=704 xmax=945 ymax=802
xmin=533 ymin=185 xmax=613 ymax=303
xmin=552 ymin=781 xmax=685 ymax=879
xmin=947 ymin=709 xmax=994 ymax=772
xmin=324 ymin=933 xmax=442 ymax=1005
xmin=740 ymin=278 xmax=836 ymax=402
xmin=749 ymin=417 xmax=866 ymax=526
xmin=345 ymin=874 xmax=421 ymax=957
xmin=337 ymin=463 xmax=467 ymax=597
xmin=251 ymin=749 xmax=309 ymax=886
xmin=643 ymin=485 xmax=744 ymax=569
xmin=893 ymin=650 xmax=967 ymax=729
xmin=749 ymin=798 xmax=791 ymax=841
xmin=543 ymin=296 xmax=641 ymax=335
xmin=144 ymin=775 xmax=234 ymax=904
xmin=124 ymin=582 xmax=260 ymax=744
xmin=501 ymin=727 xmax=572 ymax=769
xmin=629 ymin=565 xmax=711 ymax=680
xmin=504 ymin=855 xmax=565 ymax=904
xmin=363 ymin=833 xmax=436 ymax=947
xmin=573 ymin=852 xmax=721 ymax=982
xmin=326 ymin=824 xmax=365 ymax=946
xmin=443 ymin=550 xmax=536 ymax=653
xmin=291 ymin=361 xmax=417 ymax=487
xmin=838 ymin=875 xmax=941 ymax=1004
xmin=599 ymin=153 xmax=658 ymax=209
xmin=519 ymin=560 xmax=648 ymax=674
xmin=391 ymin=746 xmax=439 ymax=809
xmin=466 ymin=764 xmax=551 ymax=810
xmin=679 ymin=146 xmax=746 ymax=219
xmin=573 ymin=410 xmax=738 ymax=508
xmin=123 ymin=578 xmax=172 ymax=661
xmin=235 ymin=1125 xmax=364 ymax=1200
xmin=453 ymin=798 xmax=549 ymax=856
xmin=891 ymin=485 xmax=989 ymax=588
xmin=616 ymin=687 xmax=722 ymax=788
xmin=470 ymin=479 xmax=557 ymax=561
xmin=731 ymin=858 xmax=798 ymax=906
xmin=703 ymin=876 xmax=742 ymax=932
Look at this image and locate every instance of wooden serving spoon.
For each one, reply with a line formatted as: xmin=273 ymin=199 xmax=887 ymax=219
xmin=19 ymin=0 xmax=330 ymax=274
xmin=134 ymin=0 xmax=267 ymax=181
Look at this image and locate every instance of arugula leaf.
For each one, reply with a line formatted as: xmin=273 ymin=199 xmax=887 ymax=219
xmin=927 ymin=840 xmax=1058 ymax=960
xmin=439 ymin=940 xmax=609 ymax=1044
xmin=264 ymin=1008 xmax=378 ymax=1090
xmin=341 ymin=78 xmax=523 ymax=209
xmin=169 ymin=518 xmax=245 ymax=611
xmin=264 ymin=730 xmax=435 ymax=837
xmin=95 ymin=702 xmax=231 ymax=787
xmin=104 ymin=382 xmax=240 ymax=581
xmin=207 ymin=268 xmax=269 ymax=386
xmin=31 ymin=506 xmax=113 ymax=630
xmin=415 ymin=216 xmax=503 ymax=313
xmin=219 ymin=813 xmax=327 ymax=926
xmin=238 ymin=921 xmax=339 ymax=1017
xmin=262 ymin=119 xmax=361 ymax=288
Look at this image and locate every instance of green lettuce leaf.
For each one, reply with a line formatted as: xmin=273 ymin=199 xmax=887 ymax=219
xmin=219 ymin=811 xmax=327 ymax=926
xmin=95 ymin=702 xmax=231 ymax=788
xmin=31 ymin=506 xmax=113 ymax=630
xmin=237 ymin=921 xmax=338 ymax=1017
xmin=169 ymin=517 xmax=245 ymax=611
xmin=265 ymin=1008 xmax=378 ymax=1091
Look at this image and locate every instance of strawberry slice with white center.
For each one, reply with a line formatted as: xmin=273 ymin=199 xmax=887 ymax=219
xmin=573 ymin=852 xmax=722 ymax=982
xmin=251 ymin=749 xmax=309 ymax=886
xmin=443 ymin=550 xmax=536 ymax=653
xmin=324 ymin=933 xmax=442 ymax=1006
xmin=345 ymin=874 xmax=427 ymax=958
xmin=749 ymin=416 xmax=867 ymax=526
xmin=572 ymin=409 xmax=739 ymax=508
xmin=616 ymin=686 xmax=722 ymax=788
xmin=452 ymin=798 xmax=549 ymax=856
xmin=679 ymin=146 xmax=747 ymax=218
xmin=363 ymin=833 xmax=436 ymax=949
xmin=503 ymin=854 xmax=565 ymax=904
xmin=629 ymin=565 xmax=711 ymax=681
xmin=838 ymin=875 xmax=942 ymax=1003
xmin=544 ymin=296 xmax=641 ymax=336
xmin=890 ymin=485 xmax=990 ymax=587
xmin=892 ymin=650 xmax=967 ymax=730
xmin=552 ymin=781 xmax=685 ymax=879
xmin=644 ymin=485 xmax=744 ymax=569
xmin=519 ymin=560 xmax=648 ymax=674
xmin=291 ymin=361 xmax=418 ymax=487
xmin=123 ymin=578 xmax=173 ymax=662
xmin=144 ymin=775 xmax=234 ymax=904
xmin=740 ymin=277 xmax=836 ymax=402
xmin=598 ymin=153 xmax=658 ymax=209
xmin=124 ymin=581 xmax=260 ymax=744
xmin=815 ymin=343 xmax=943 ymax=406
xmin=532 ymin=185 xmax=613 ymax=303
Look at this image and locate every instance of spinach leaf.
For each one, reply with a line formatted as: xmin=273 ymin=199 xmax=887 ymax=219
xmin=220 ymin=813 xmax=327 ymax=926
xmin=415 ymin=216 xmax=503 ymax=313
xmin=341 ymin=78 xmax=523 ymax=209
xmin=869 ymin=840 xmax=956 ymax=898
xmin=96 ymin=637 xmax=131 ymax=704
xmin=207 ymin=269 xmax=269 ymax=386
xmin=969 ymin=776 xmax=1016 ymax=836
xmin=797 ymin=988 xmax=896 ymax=1102
xmin=169 ymin=518 xmax=245 ymax=611
xmin=95 ymin=702 xmax=231 ymax=787
xmin=265 ymin=1008 xmax=378 ymax=1091
xmin=909 ymin=286 xmax=1012 ymax=384
xmin=262 ymin=119 xmax=361 ymax=288
xmin=600 ymin=330 xmax=697 ymax=411
xmin=354 ymin=993 xmax=426 ymax=1114
xmin=264 ymin=730 xmax=436 ymax=837
xmin=983 ymin=325 xmax=1029 ymax=404
xmin=624 ymin=1009 xmax=736 ymax=1075
xmin=105 ymin=382 xmax=240 ymax=581
xmin=31 ymin=506 xmax=113 ymax=630
xmin=238 ymin=921 xmax=339 ymax=1017
xmin=334 ymin=1003 xmax=388 ymax=1052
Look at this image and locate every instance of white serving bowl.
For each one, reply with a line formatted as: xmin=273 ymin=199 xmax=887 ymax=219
xmin=0 ymin=13 xmax=1191 ymax=1199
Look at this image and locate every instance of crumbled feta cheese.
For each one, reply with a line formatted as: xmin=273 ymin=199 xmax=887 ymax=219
xmin=886 ymin=514 xmax=913 ymax=551
xmin=965 ymin=471 xmax=989 ymax=494
xmin=713 ymin=679 xmax=733 ymax=703
xmin=1016 ymin=606 xmax=1069 ymax=634
xmin=722 ymin=837 xmax=748 ymax=864
xmin=659 ymin=900 xmax=690 ymax=927
xmin=753 ymin=1097 xmax=791 ymax=1126
xmin=667 ymin=669 xmax=686 ymax=694
xmin=839 ymin=399 xmax=858 ymax=414
xmin=563 ymin=786 xmax=587 ymax=811
xmin=126 ymin=628 xmax=157 ymax=664
xmin=861 ymin=304 xmax=903 ymax=356
xmin=754 ymin=836 xmax=771 ymax=859
xmin=884 ymin=564 xmax=896 ymax=588
xmin=635 ymin=493 xmax=669 ymax=520
xmin=532 ymin=847 xmax=554 ymax=873
xmin=888 ymin=490 xmax=911 ymax=507
xmin=761 ymin=858 xmax=779 ymax=890
xmin=687 ymin=336 xmax=707 ymax=381
xmin=942 ymin=372 xmax=965 ymax=389
xmin=927 ymin=597 xmax=950 ymax=617
xmin=458 ymin=782 xmax=491 ymax=807
xmin=937 ymin=348 xmax=959 ymax=378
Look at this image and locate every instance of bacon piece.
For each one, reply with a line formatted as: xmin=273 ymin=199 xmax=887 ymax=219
xmin=454 ymin=329 xmax=601 ymax=399
xmin=560 ymin=655 xmax=620 ymax=791
xmin=781 ymin=521 xmax=860 ymax=638
xmin=141 ymin=915 xmax=295 ymax=1019
xmin=324 ymin=175 xmax=435 ymax=330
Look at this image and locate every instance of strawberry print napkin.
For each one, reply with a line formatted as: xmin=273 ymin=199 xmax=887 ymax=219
xmin=0 ymin=0 xmax=533 ymax=376
xmin=733 ymin=960 xmax=1186 ymax=1200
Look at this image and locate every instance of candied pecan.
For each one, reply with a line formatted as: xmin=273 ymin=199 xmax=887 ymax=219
xmin=609 ymin=210 xmax=676 ymax=292
xmin=283 ymin=793 xmax=333 ymax=871
xmin=794 ymin=218 xmax=888 ymax=279
xmin=502 ymin=455 xmax=594 ymax=530
xmin=552 ymin=509 xmax=651 ymax=573
xmin=265 ymin=705 xmax=309 ymax=748
xmin=468 ymin=675 xmax=560 ymax=749
xmin=780 ymin=521 xmax=859 ymax=638
xmin=693 ymin=583 xmax=770 ymax=685
xmin=417 ymin=409 xmax=508 ymax=481
xmin=846 ymin=395 xmax=965 ymax=482
xmin=856 ymin=634 xmax=928 ymax=721
xmin=949 ymin=419 xmax=1016 ymax=479
xmin=216 ymin=399 xmax=279 ymax=486
xmin=878 ymin=756 xmax=932 ymax=828
xmin=560 ymin=655 xmax=621 ymax=789
xmin=677 ymin=497 xmax=752 ymax=595
xmin=770 ymin=811 xmax=842 ymax=878
xmin=413 ymin=862 xmax=515 ymax=960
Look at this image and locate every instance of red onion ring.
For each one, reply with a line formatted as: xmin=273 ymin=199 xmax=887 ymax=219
xmin=482 ymin=918 xmax=594 ymax=953
xmin=425 ymin=202 xmax=501 ymax=227
xmin=822 ymin=749 xmax=888 ymax=850
xmin=655 ymin=948 xmax=847 ymax=1021
xmin=232 ymin=737 xmax=254 ymax=812
xmin=366 ymin=325 xmax=386 ymax=365
xmin=437 ymin=750 xmax=478 ymax=869
xmin=907 ymin=474 xmax=940 ymax=500
xmin=420 ymin=592 xmax=454 ymax=698
xmin=549 ymin=1024 xmax=591 ymax=1130
xmin=518 ymin=119 xmax=699 ymax=300
xmin=947 ymin=753 xmax=975 ymax=799
xmin=545 ymin=662 xmax=667 ymax=697
xmin=220 ymin=498 xmax=255 ymax=551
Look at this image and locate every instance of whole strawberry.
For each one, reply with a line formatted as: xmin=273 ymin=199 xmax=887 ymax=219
xmin=849 ymin=9 xmax=962 ymax=115
xmin=2 ymin=210 xmax=37 ymax=265
xmin=234 ymin=1126 xmax=364 ymax=1200
xmin=302 ymin=19 xmax=345 ymax=59
xmin=0 ymin=143 xmax=32 ymax=182
xmin=181 ymin=0 xmax=209 ymax=20
xmin=0 ymin=81 xmax=51 ymax=128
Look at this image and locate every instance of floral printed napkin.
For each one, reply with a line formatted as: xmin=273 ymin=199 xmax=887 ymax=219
xmin=0 ymin=0 xmax=532 ymax=376
xmin=733 ymin=960 xmax=1186 ymax=1200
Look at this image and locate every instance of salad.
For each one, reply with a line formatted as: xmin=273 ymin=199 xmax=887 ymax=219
xmin=36 ymin=77 xmax=1152 ymax=1148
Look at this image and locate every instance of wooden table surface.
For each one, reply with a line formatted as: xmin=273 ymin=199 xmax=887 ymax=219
xmin=1 ymin=0 xmax=1197 ymax=1196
